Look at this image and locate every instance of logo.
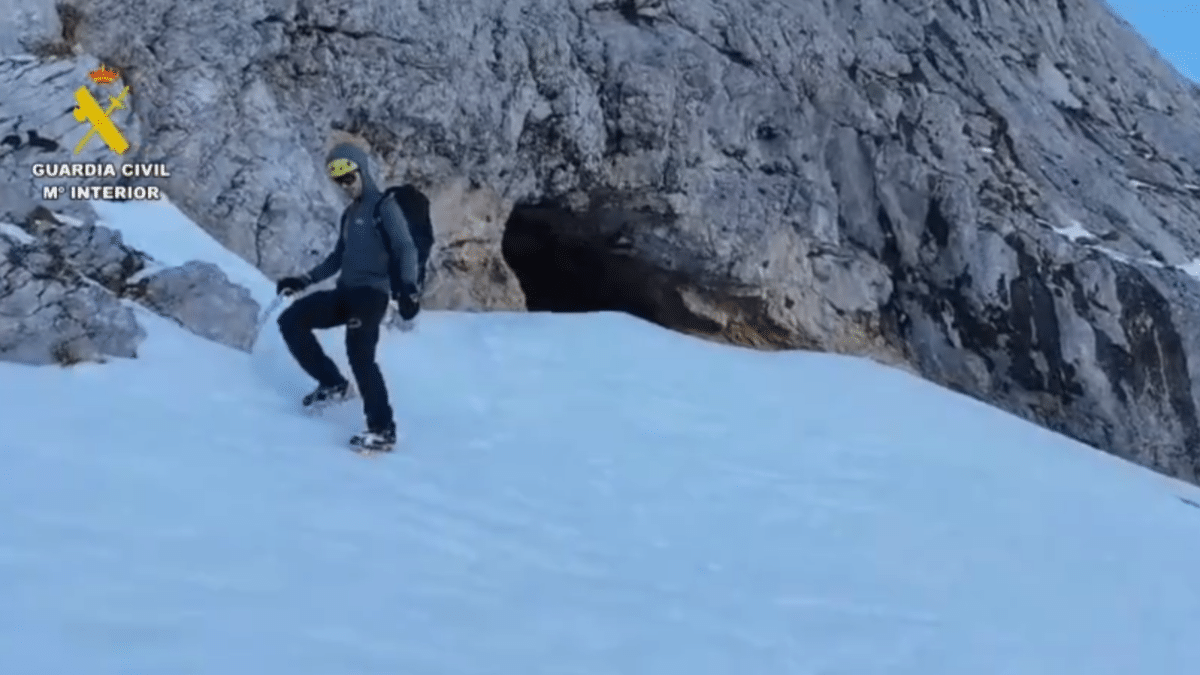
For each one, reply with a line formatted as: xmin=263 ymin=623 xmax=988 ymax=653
xmin=88 ymin=63 xmax=119 ymax=85
xmin=73 ymin=63 xmax=130 ymax=155
xmin=33 ymin=62 xmax=170 ymax=204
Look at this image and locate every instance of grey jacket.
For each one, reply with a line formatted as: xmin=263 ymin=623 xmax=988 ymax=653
xmin=302 ymin=143 xmax=419 ymax=294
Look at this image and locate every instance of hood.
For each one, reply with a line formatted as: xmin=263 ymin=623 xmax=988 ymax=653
xmin=325 ymin=142 xmax=380 ymax=195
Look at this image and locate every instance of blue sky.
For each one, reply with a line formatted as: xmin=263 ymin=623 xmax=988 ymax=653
xmin=1105 ymin=1 xmax=1200 ymax=82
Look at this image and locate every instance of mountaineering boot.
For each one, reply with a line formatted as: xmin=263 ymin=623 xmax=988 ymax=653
xmin=350 ymin=426 xmax=397 ymax=453
xmin=302 ymin=381 xmax=355 ymax=414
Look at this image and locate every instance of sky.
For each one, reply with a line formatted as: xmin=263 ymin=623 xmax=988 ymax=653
xmin=1105 ymin=1 xmax=1200 ymax=82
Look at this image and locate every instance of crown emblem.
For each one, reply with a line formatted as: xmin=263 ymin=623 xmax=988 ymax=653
xmin=89 ymin=63 xmax=119 ymax=85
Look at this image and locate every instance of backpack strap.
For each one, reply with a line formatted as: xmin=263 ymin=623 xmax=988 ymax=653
xmin=372 ymin=187 xmax=402 ymax=230
xmin=373 ymin=187 xmax=405 ymax=293
xmin=373 ymin=186 xmax=401 ymax=257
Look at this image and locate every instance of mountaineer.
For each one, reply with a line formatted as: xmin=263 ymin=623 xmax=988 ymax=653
xmin=275 ymin=141 xmax=432 ymax=452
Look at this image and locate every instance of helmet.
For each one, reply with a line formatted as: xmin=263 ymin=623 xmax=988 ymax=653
xmin=327 ymin=157 xmax=358 ymax=178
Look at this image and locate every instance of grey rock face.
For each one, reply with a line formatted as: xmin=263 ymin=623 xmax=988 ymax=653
xmin=23 ymin=211 xmax=146 ymax=292
xmin=0 ymin=204 xmax=262 ymax=364
xmin=63 ymin=0 xmax=1200 ymax=481
xmin=0 ymin=0 xmax=64 ymax=57
xmin=0 ymin=217 xmax=145 ymax=365
xmin=129 ymin=261 xmax=260 ymax=352
xmin=0 ymin=27 xmax=262 ymax=359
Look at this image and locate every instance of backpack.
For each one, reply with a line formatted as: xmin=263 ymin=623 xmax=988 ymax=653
xmin=343 ymin=184 xmax=434 ymax=294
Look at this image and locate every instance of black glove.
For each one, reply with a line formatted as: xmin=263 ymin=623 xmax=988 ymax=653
xmin=394 ymin=284 xmax=420 ymax=321
xmin=276 ymin=276 xmax=307 ymax=296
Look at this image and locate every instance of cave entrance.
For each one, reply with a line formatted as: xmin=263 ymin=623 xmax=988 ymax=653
xmin=500 ymin=203 xmax=720 ymax=333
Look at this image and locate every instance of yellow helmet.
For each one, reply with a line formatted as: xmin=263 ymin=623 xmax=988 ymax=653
xmin=327 ymin=157 xmax=358 ymax=178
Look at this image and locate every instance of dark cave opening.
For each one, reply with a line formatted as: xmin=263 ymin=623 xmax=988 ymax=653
xmin=501 ymin=204 xmax=616 ymax=313
xmin=501 ymin=202 xmax=802 ymax=349
xmin=500 ymin=203 xmax=719 ymax=334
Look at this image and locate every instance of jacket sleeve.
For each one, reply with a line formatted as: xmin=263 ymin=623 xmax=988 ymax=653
xmin=302 ymin=229 xmax=345 ymax=285
xmin=377 ymin=197 xmax=420 ymax=291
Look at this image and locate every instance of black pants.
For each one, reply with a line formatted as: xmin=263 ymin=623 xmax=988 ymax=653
xmin=278 ymin=285 xmax=393 ymax=431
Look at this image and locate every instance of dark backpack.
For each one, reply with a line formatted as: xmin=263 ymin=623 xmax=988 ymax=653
xmin=343 ymin=184 xmax=434 ymax=294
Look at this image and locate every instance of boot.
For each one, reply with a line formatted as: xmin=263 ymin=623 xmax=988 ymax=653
xmin=350 ymin=425 xmax=397 ymax=453
xmin=302 ymin=380 xmax=354 ymax=414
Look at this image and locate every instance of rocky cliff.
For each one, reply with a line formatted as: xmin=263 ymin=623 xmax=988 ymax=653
xmin=5 ymin=0 xmax=1200 ymax=482
xmin=0 ymin=31 xmax=265 ymax=359
xmin=0 ymin=204 xmax=262 ymax=362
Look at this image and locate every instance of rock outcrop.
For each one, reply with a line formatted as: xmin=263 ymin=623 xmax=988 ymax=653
xmin=0 ymin=209 xmax=146 ymax=365
xmin=128 ymin=261 xmax=260 ymax=352
xmin=0 ymin=204 xmax=262 ymax=362
xmin=24 ymin=0 xmax=1200 ymax=482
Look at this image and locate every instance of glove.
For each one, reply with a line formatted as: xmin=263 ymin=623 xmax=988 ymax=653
xmin=276 ymin=276 xmax=307 ymax=296
xmin=394 ymin=284 xmax=420 ymax=321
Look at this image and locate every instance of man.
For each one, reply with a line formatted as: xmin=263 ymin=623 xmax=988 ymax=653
xmin=275 ymin=142 xmax=422 ymax=452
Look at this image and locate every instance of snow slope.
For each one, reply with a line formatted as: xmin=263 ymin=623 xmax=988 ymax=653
xmin=2 ymin=200 xmax=1200 ymax=675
